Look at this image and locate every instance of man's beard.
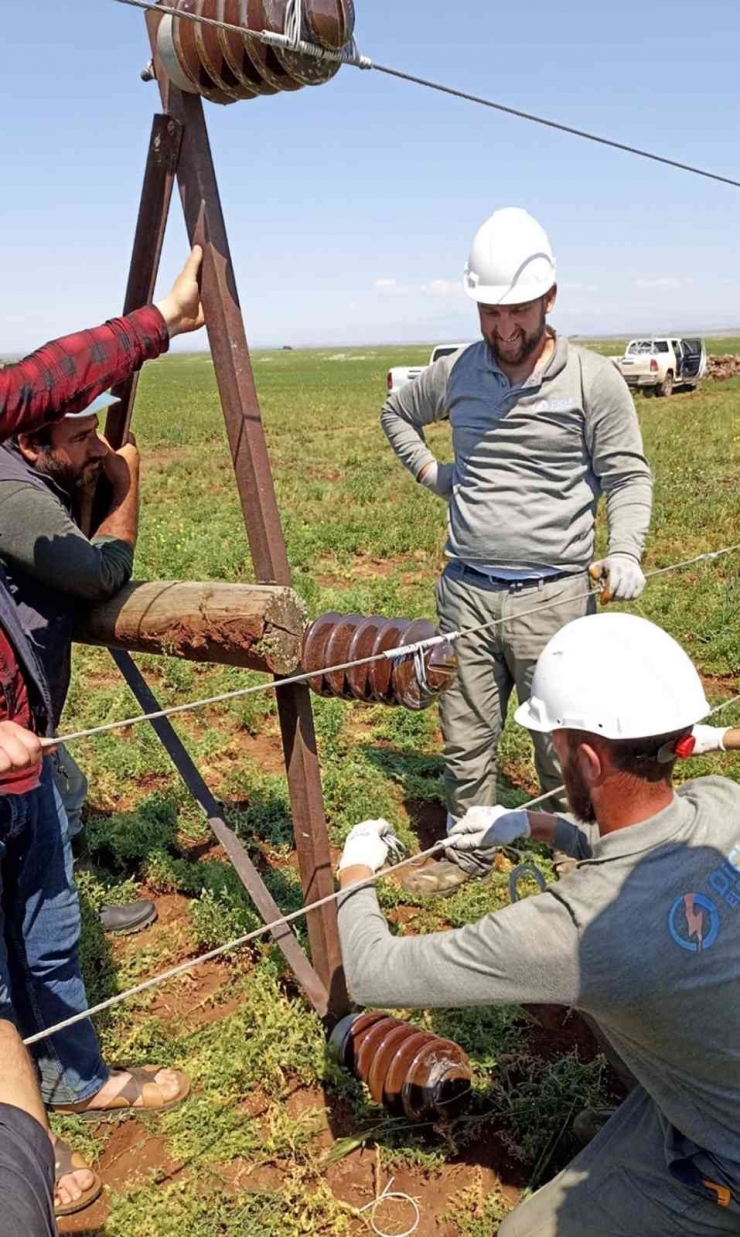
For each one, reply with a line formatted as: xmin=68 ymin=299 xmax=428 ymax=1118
xmin=487 ymin=306 xmax=547 ymax=368
xmin=35 ymin=453 xmax=102 ymax=492
xmin=562 ymin=750 xmax=597 ymax=824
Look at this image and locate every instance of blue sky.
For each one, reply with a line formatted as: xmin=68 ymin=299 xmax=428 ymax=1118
xmin=2 ymin=0 xmax=738 ymax=351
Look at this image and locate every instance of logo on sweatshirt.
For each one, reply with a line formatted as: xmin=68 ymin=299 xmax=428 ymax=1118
xmin=668 ymin=893 xmax=720 ymax=953
xmin=531 ymin=399 xmax=574 ymax=414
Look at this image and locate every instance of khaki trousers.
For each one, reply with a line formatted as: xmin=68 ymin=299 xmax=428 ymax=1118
xmin=436 ymin=563 xmax=595 ymax=820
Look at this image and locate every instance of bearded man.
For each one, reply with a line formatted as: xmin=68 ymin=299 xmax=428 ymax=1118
xmin=337 ymin=614 xmax=740 ymax=1236
xmin=380 ymin=207 xmax=653 ymax=894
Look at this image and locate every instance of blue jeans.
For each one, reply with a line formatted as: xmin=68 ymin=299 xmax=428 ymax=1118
xmin=50 ymin=745 xmax=87 ymax=841
xmin=0 ymin=759 xmax=108 ymax=1105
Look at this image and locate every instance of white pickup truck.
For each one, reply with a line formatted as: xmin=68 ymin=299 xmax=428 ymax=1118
xmin=617 ymin=337 xmax=706 ymax=397
xmin=386 ymin=344 xmax=468 ymax=394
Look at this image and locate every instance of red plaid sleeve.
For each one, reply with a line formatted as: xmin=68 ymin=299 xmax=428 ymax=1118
xmin=0 ymin=305 xmax=169 ymax=441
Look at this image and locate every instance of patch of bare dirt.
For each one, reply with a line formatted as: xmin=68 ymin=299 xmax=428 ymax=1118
xmin=313 ymin=552 xmax=432 ymax=588
xmin=325 ymin=1146 xmax=519 ymax=1235
xmin=201 ymin=726 xmax=287 ymax=783
xmin=57 ymin=1125 xmax=179 ymax=1235
xmin=143 ymin=445 xmax=188 ymax=470
xmin=148 ymin=959 xmax=240 ymax=1030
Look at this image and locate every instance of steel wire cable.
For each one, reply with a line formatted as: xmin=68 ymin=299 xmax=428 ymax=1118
xmin=111 ymin=0 xmax=740 ymax=191
xmin=43 ymin=544 xmax=740 ymax=750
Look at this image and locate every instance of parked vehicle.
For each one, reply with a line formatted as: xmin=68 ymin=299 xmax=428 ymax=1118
xmin=617 ymin=337 xmax=707 ymax=397
xmin=386 ymin=344 xmax=468 ymax=394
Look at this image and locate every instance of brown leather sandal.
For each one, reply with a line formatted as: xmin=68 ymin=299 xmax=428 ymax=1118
xmin=54 ymin=1138 xmax=103 ymax=1218
xmin=52 ymin=1066 xmax=190 ymax=1122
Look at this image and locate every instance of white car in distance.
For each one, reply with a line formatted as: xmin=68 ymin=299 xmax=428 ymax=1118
xmin=617 ymin=337 xmax=706 ymax=397
xmin=386 ymin=344 xmax=468 ymax=395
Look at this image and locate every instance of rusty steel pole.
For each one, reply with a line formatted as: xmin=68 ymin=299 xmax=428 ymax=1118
xmin=94 ymin=111 xmax=329 ymax=1016
xmin=145 ymin=10 xmax=348 ymax=1019
xmin=105 ymin=112 xmax=183 ymax=446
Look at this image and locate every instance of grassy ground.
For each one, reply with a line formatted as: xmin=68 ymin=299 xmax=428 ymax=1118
xmin=53 ymin=344 xmax=740 ymax=1235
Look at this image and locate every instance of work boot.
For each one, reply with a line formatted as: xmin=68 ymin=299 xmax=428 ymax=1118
xmin=572 ymin=1107 xmax=616 ymax=1145
xmin=99 ymin=899 xmax=157 ymax=936
xmin=399 ymin=858 xmax=470 ymax=897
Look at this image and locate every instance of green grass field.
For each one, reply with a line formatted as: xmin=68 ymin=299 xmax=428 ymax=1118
xmin=53 ymin=345 xmax=739 ymax=1236
xmin=571 ymin=335 xmax=740 ymax=356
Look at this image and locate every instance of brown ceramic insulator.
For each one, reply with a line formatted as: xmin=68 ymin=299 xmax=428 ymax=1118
xmin=353 ymin=1016 xmax=406 ymax=1083
xmin=302 ymin=614 xmax=456 ymax=708
xmin=401 ymin=1038 xmax=472 ymax=1123
xmin=304 ymin=0 xmax=355 ymax=50
xmin=381 ymin=1029 xmax=436 ymax=1117
xmin=274 ymin=43 xmax=340 ymax=89
xmin=323 ymin=614 xmax=366 ymax=697
xmin=368 ymin=618 xmax=410 ymax=702
xmin=340 ymin=1011 xmax=388 ymax=1068
xmin=171 ymin=0 xmax=239 ymax=103
xmin=195 ymin=0 xmax=259 ymax=99
xmin=218 ymin=0 xmax=280 ymax=96
xmin=425 ymin=639 xmax=458 ymax=695
xmin=366 ymin=1021 xmax=419 ymax=1105
xmin=301 ymin=612 xmax=344 ymax=695
xmin=345 ymin=615 xmax=387 ymax=701
xmin=237 ymin=0 xmax=306 ymax=91
xmin=258 ymin=0 xmax=341 ymax=87
xmin=329 ymin=1014 xmax=472 ymax=1123
xmin=391 ymin=618 xmax=437 ymax=710
xmin=156 ymin=15 xmax=199 ymax=93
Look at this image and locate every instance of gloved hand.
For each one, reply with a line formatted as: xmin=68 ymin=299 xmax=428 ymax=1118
xmin=418 ymin=461 xmax=454 ymax=500
xmin=337 ymin=819 xmax=405 ymax=873
xmin=589 ymin=554 xmax=646 ymax=603
xmin=691 ymin=724 xmax=730 ymax=755
xmin=444 ymin=806 xmax=531 ymax=876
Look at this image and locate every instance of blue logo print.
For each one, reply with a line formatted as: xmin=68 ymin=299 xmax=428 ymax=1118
xmin=668 ymin=893 xmax=720 ymax=953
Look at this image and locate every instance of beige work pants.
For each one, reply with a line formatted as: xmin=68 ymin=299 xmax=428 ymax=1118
xmin=436 ymin=563 xmax=595 ymax=820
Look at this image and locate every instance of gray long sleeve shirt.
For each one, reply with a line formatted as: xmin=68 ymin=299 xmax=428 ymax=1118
xmin=338 ymin=778 xmax=740 ymax=1197
xmin=380 ymin=337 xmax=653 ymax=572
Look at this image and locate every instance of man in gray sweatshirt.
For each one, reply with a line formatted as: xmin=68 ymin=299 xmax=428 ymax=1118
xmin=0 ymin=394 xmax=154 ymax=938
xmin=337 ymin=614 xmax=740 ymax=1235
xmin=380 ymin=208 xmax=653 ymax=894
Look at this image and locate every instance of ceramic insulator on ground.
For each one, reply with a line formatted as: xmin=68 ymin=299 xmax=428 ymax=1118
xmin=329 ymin=1013 xmax=473 ymax=1123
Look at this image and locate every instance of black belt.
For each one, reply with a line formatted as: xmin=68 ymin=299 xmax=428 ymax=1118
xmin=460 ymin=564 xmax=572 ymax=588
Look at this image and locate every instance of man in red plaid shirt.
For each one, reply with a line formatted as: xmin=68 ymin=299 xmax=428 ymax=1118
xmin=0 ymin=245 xmax=205 ymax=1224
xmin=0 ymin=244 xmax=205 ymax=782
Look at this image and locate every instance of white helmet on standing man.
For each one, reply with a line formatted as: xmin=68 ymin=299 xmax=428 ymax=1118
xmin=463 ymin=207 xmax=557 ymax=306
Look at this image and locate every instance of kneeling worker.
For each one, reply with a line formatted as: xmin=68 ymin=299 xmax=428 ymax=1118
xmin=337 ymin=613 xmax=740 ymax=1235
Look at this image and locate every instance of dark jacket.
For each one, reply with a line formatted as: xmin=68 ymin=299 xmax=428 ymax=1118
xmin=0 ymin=563 xmax=53 ymax=737
xmin=0 ymin=445 xmax=79 ymax=723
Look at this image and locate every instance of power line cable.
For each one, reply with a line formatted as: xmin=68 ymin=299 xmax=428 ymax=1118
xmin=43 ymin=544 xmax=740 ymax=750
xmin=111 ymin=0 xmax=740 ymax=191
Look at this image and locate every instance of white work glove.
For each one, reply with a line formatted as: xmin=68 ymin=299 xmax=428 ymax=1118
xmin=444 ymin=806 xmax=531 ymax=876
xmin=590 ymin=553 xmax=646 ymax=602
xmin=691 ymin=725 xmax=730 ymax=755
xmin=337 ymin=819 xmax=405 ymax=873
xmin=418 ymin=461 xmax=454 ymax=500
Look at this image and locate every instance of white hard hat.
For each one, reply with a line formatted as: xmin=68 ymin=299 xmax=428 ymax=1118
xmin=64 ymin=391 xmax=117 ymax=421
xmin=463 ymin=207 xmax=556 ymax=306
xmin=515 ymin=613 xmax=710 ymax=739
